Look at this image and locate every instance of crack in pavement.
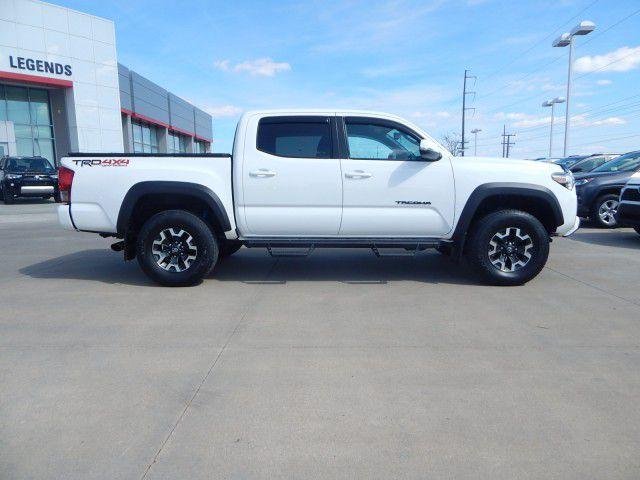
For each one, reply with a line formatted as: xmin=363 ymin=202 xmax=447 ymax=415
xmin=140 ymin=258 xmax=280 ymax=480
xmin=547 ymin=266 xmax=640 ymax=307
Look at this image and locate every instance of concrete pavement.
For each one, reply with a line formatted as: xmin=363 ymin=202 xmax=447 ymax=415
xmin=1 ymin=201 xmax=639 ymax=479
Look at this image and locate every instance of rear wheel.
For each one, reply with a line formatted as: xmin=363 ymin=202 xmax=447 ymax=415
xmin=592 ymin=194 xmax=619 ymax=228
xmin=466 ymin=210 xmax=549 ymax=286
xmin=136 ymin=210 xmax=218 ymax=286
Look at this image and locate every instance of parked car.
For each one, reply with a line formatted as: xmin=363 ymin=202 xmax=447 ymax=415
xmin=56 ymin=110 xmax=578 ymax=287
xmin=0 ymin=156 xmax=59 ymax=204
xmin=569 ymin=153 xmax=619 ymax=174
xmin=574 ymin=150 xmax=640 ymax=228
xmin=553 ymin=153 xmax=618 ymax=171
xmin=617 ymin=171 xmax=640 ymax=236
xmin=553 ymin=155 xmax=589 ymax=169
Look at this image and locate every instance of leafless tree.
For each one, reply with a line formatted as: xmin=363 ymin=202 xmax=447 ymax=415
xmin=440 ymin=132 xmax=461 ymax=155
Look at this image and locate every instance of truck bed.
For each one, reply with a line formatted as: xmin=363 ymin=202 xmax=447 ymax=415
xmin=60 ymin=153 xmax=234 ymax=234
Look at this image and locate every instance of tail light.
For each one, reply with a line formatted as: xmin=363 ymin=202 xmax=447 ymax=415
xmin=58 ymin=166 xmax=74 ymax=203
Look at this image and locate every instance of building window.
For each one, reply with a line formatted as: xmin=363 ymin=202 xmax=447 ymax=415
xmin=168 ymin=131 xmax=188 ymax=153
xmin=195 ymin=140 xmax=208 ymax=153
xmin=0 ymin=85 xmax=56 ymax=165
xmin=131 ymin=120 xmax=159 ymax=153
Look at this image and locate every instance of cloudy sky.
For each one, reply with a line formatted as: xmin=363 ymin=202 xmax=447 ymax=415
xmin=58 ymin=0 xmax=640 ymax=158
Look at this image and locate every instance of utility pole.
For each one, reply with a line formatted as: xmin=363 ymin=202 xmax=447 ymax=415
xmin=461 ymin=69 xmax=476 ymax=156
xmin=501 ymin=125 xmax=516 ymax=158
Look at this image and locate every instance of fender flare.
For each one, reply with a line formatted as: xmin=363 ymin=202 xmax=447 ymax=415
xmin=116 ymin=181 xmax=231 ymax=235
xmin=451 ymin=182 xmax=564 ymax=255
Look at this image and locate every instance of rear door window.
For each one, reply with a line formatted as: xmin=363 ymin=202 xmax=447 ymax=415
xmin=257 ymin=117 xmax=332 ymax=158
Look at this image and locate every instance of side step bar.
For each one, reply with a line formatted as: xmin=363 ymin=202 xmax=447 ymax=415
xmin=244 ymin=237 xmax=443 ymax=258
xmin=242 ymin=237 xmax=442 ymax=249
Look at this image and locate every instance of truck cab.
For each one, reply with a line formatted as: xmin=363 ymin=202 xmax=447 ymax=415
xmin=234 ymin=111 xmax=454 ymax=238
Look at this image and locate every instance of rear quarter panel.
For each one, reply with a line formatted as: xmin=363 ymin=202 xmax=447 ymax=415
xmin=61 ymin=156 xmax=234 ymax=233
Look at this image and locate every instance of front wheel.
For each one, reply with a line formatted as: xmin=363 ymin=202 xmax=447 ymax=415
xmin=592 ymin=194 xmax=620 ymax=228
xmin=466 ymin=210 xmax=550 ymax=286
xmin=136 ymin=210 xmax=218 ymax=287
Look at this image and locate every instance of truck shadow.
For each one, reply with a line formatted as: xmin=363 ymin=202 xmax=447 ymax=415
xmin=567 ymin=228 xmax=640 ymax=251
xmin=20 ymin=248 xmax=481 ymax=286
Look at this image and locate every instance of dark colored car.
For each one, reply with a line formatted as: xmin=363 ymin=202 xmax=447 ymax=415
xmin=569 ymin=153 xmax=619 ymax=174
xmin=553 ymin=155 xmax=589 ymax=169
xmin=574 ymin=150 xmax=640 ymax=228
xmin=552 ymin=153 xmax=619 ymax=171
xmin=0 ymin=156 xmax=59 ymax=204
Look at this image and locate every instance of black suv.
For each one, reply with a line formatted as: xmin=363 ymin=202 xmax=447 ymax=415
xmin=0 ymin=156 xmax=59 ymax=204
xmin=574 ymin=150 xmax=640 ymax=228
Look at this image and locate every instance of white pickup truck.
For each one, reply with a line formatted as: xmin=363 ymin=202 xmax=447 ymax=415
xmin=57 ymin=110 xmax=579 ymax=286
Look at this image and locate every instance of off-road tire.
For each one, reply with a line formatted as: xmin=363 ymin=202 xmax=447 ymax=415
xmin=136 ymin=209 xmax=218 ymax=287
xmin=592 ymin=193 xmax=620 ymax=228
xmin=466 ymin=209 xmax=549 ymax=286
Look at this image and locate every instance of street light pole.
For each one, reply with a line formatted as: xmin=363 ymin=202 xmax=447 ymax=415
xmin=553 ymin=21 xmax=595 ymax=157
xmin=471 ymin=128 xmax=482 ymax=156
xmin=542 ymin=97 xmax=565 ymax=158
xmin=563 ymin=37 xmax=573 ymax=157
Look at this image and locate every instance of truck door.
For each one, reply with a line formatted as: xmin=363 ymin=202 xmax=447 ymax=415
xmin=241 ymin=115 xmax=343 ymax=236
xmin=338 ymin=116 xmax=455 ymax=237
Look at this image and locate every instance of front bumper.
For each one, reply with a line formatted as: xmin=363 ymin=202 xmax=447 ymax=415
xmin=616 ymin=202 xmax=640 ymax=227
xmin=3 ymin=178 xmax=58 ymax=198
xmin=575 ymin=186 xmax=592 ymax=217
xmin=562 ymin=216 xmax=580 ymax=237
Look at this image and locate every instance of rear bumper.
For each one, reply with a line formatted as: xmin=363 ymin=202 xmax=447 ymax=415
xmin=57 ymin=204 xmax=76 ymax=230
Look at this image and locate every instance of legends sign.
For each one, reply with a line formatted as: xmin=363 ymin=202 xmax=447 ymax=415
xmin=8 ymin=55 xmax=72 ymax=77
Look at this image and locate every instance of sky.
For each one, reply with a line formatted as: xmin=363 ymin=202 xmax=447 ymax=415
xmin=57 ymin=0 xmax=640 ymax=158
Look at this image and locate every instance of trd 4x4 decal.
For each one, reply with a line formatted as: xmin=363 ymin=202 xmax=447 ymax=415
xmin=72 ymin=159 xmax=130 ymax=167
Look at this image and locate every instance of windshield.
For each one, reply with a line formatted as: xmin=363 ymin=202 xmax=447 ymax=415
xmin=4 ymin=157 xmax=55 ymax=173
xmin=592 ymin=151 xmax=640 ymax=173
xmin=554 ymin=155 xmax=588 ymax=167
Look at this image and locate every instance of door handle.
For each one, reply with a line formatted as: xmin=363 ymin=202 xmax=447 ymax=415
xmin=250 ymin=169 xmax=276 ymax=178
xmin=345 ymin=170 xmax=372 ymax=179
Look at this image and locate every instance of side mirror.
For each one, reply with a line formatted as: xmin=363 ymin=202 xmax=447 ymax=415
xmin=419 ymin=140 xmax=442 ymax=161
xmin=572 ymin=167 xmax=583 ymax=173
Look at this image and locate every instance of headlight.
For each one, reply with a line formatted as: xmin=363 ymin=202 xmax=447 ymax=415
xmin=6 ymin=174 xmax=22 ymax=179
xmin=574 ymin=177 xmax=594 ymax=187
xmin=551 ymin=171 xmax=575 ymax=190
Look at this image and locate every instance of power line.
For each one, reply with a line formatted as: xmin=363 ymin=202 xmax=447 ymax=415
xmin=574 ymin=47 xmax=640 ymax=80
xmin=481 ymin=5 xmax=639 ymax=117
xmin=480 ymin=0 xmax=600 ymax=84
xmin=578 ymin=6 xmax=640 ymax=49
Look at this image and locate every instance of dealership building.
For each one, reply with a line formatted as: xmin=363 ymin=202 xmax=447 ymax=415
xmin=0 ymin=0 xmax=213 ymax=166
